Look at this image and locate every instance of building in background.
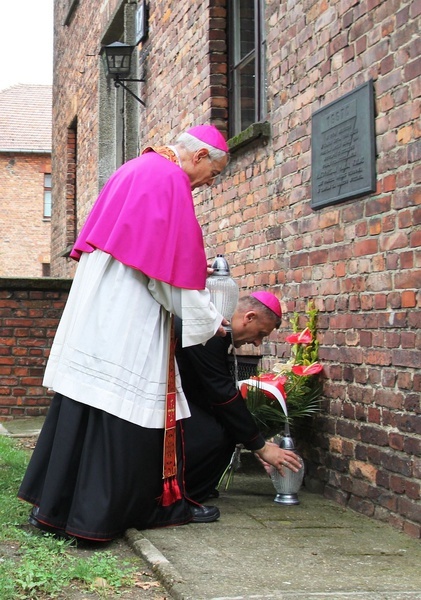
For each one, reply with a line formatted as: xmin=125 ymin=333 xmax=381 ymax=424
xmin=47 ymin=0 xmax=420 ymax=537
xmin=0 ymin=84 xmax=52 ymax=277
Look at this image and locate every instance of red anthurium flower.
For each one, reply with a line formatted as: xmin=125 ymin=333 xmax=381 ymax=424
xmin=291 ymin=363 xmax=323 ymax=376
xmin=285 ymin=327 xmax=313 ymax=345
xmin=257 ymin=373 xmax=287 ymax=385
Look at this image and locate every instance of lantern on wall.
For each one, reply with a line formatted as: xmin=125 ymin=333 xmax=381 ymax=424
xmin=100 ymin=41 xmax=146 ymax=106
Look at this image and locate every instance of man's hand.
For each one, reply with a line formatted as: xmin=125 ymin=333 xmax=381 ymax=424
xmin=215 ymin=318 xmax=230 ymax=337
xmin=254 ymin=441 xmax=302 ymax=477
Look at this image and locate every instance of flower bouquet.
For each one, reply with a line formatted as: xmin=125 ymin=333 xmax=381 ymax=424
xmin=240 ymin=302 xmax=323 ymax=438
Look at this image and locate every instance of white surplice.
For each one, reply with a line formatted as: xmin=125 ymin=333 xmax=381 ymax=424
xmin=43 ymin=250 xmax=222 ymax=428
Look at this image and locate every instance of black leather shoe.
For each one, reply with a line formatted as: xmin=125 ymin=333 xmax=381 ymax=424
xmin=190 ymin=504 xmax=220 ymax=523
xmin=28 ymin=507 xmax=71 ymax=539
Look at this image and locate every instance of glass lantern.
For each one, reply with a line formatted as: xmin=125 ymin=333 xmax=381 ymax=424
xmin=206 ymin=255 xmax=239 ymax=326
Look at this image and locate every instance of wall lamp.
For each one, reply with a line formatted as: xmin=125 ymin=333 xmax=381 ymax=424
xmin=101 ymin=41 xmax=145 ymax=107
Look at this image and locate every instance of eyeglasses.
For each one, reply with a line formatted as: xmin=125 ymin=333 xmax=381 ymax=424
xmin=207 ymin=156 xmax=223 ymax=183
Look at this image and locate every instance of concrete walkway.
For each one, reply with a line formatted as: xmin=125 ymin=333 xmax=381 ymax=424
xmin=3 ymin=417 xmax=421 ymax=600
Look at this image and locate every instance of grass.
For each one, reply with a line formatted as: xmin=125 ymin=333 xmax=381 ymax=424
xmin=0 ymin=435 xmax=139 ymax=599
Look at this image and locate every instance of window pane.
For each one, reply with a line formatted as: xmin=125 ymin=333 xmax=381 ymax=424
xmin=44 ymin=173 xmax=52 ymax=218
xmin=239 ymin=0 xmax=255 ymax=60
xmin=239 ymin=57 xmax=256 ymax=131
xmin=44 ymin=190 xmax=52 ymax=218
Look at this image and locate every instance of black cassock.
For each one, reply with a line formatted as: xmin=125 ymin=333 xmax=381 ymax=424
xmin=175 ymin=319 xmax=265 ymax=503
xmin=18 ymin=393 xmax=192 ymax=541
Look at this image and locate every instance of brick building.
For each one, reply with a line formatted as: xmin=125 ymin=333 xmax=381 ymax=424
xmin=0 ymin=85 xmax=52 ymax=277
xmin=43 ymin=0 xmax=421 ymax=537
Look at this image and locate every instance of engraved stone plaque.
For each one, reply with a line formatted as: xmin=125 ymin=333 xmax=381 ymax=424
xmin=311 ymin=80 xmax=376 ymax=210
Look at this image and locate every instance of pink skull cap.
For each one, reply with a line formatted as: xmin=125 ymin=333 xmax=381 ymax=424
xmin=187 ymin=125 xmax=229 ymax=153
xmin=251 ymin=291 xmax=282 ymax=318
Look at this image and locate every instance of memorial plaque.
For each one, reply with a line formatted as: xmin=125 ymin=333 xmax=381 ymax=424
xmin=311 ymin=80 xmax=376 ymax=210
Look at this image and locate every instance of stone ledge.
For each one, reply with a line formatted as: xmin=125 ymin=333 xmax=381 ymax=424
xmin=0 ymin=277 xmax=72 ymax=291
xmin=228 ymin=121 xmax=271 ymax=153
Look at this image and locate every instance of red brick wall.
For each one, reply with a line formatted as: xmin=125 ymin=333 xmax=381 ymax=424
xmin=0 ymin=278 xmax=71 ymax=419
xmin=196 ymin=0 xmax=419 ymax=538
xmin=0 ymin=153 xmax=51 ymax=277
xmin=48 ymin=0 xmax=420 ymax=538
xmin=196 ymin=2 xmax=420 ymax=538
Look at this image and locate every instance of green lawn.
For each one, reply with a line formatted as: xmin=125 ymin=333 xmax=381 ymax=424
xmin=0 ymin=435 xmax=138 ymax=599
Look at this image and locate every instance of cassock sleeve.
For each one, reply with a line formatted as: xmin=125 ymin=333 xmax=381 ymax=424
xmin=147 ymin=279 xmax=223 ymax=347
xmin=175 ymin=321 xmax=266 ymax=451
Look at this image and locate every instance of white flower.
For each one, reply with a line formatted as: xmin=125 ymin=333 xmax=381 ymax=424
xmin=272 ymin=361 xmax=294 ymax=374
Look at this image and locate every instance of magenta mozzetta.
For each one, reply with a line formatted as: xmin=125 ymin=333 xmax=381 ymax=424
xmin=70 ymin=151 xmax=208 ymax=290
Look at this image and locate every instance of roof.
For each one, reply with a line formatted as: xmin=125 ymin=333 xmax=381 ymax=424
xmin=0 ymin=84 xmax=52 ymax=153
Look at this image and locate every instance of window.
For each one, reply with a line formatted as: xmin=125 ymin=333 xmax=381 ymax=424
xmin=228 ymin=0 xmax=266 ymax=138
xmin=43 ymin=173 xmax=52 ymax=218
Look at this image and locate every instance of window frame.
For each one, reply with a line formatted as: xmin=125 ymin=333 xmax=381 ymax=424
xmin=43 ymin=173 xmax=52 ymax=219
xmin=228 ymin=0 xmax=266 ymax=138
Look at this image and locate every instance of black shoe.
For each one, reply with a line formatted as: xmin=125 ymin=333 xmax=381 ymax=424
xmin=190 ymin=504 xmax=220 ymax=523
xmin=28 ymin=507 xmax=71 ymax=540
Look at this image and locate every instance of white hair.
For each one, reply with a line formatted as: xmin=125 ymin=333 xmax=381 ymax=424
xmin=175 ymin=132 xmax=227 ymax=162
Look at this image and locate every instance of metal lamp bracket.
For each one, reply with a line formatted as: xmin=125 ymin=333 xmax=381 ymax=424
xmin=113 ymin=76 xmax=146 ymax=107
